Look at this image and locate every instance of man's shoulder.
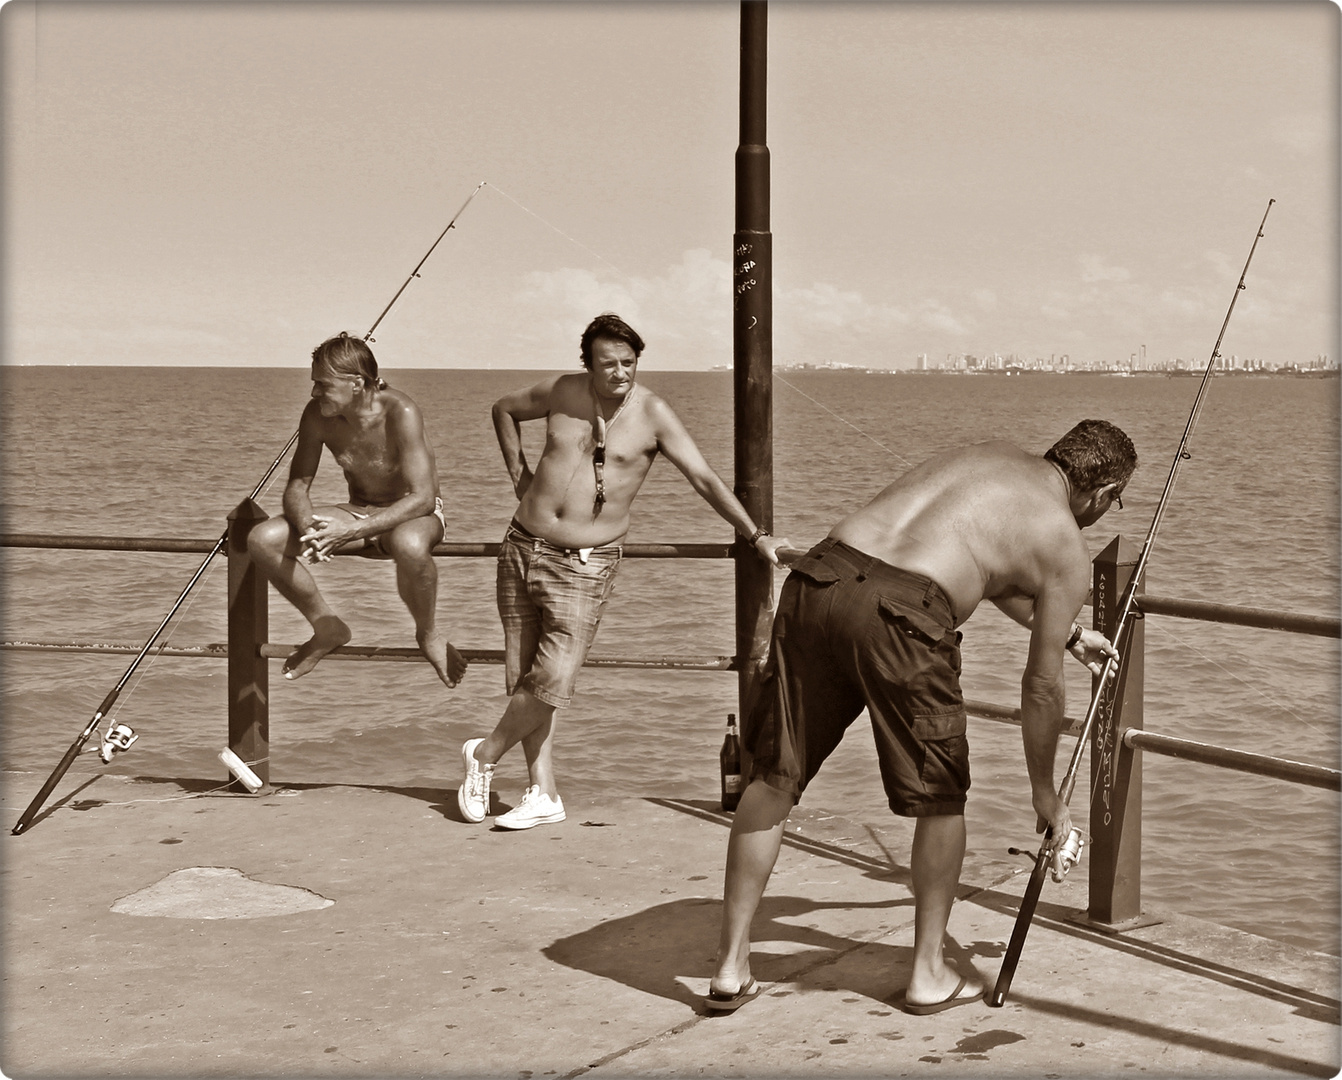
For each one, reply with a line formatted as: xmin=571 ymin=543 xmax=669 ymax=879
xmin=381 ymin=389 xmax=427 ymax=426
xmin=965 ymin=439 xmax=1031 ymax=465
xmin=382 ymin=386 xmax=420 ymax=409
xmin=541 ymin=371 xmax=586 ymax=401
xmin=1035 ymin=515 xmax=1092 ymax=585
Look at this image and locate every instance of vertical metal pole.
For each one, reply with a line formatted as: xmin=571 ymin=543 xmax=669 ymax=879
xmin=1086 ymin=535 xmax=1151 ymax=928
xmin=227 ymin=499 xmax=270 ymax=791
xmin=734 ymin=0 xmax=774 ymax=714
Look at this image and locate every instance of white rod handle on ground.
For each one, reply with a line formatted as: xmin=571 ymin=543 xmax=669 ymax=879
xmin=219 ymin=748 xmax=263 ymax=792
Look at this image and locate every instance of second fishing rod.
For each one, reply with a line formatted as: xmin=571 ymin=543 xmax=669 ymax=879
xmin=11 ymin=181 xmax=488 ymax=837
xmin=987 ymin=197 xmax=1276 ymax=1006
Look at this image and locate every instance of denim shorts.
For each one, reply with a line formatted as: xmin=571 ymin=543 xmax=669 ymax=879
xmin=743 ymin=537 xmax=970 ymax=817
xmin=496 ymin=520 xmax=622 ymax=709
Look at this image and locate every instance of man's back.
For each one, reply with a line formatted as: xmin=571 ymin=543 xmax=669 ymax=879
xmin=829 ymin=441 xmax=1091 ymax=625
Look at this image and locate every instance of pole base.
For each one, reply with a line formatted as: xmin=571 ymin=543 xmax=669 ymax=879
xmin=1066 ymin=909 xmax=1164 ymax=934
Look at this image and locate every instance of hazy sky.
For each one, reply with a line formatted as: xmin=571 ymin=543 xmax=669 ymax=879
xmin=3 ymin=1 xmax=1336 ymax=370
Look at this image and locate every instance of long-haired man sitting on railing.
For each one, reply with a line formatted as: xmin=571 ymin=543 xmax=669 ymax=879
xmin=247 ymin=333 xmax=468 ymax=688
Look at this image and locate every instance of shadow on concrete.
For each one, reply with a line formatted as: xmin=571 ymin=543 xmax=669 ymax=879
xmin=544 ymin=892 xmax=927 ymax=1012
xmin=650 ymin=797 xmax=913 ymax=887
xmin=15 ymin=775 xmax=106 ymax=831
xmin=663 ymin=785 xmax=1339 ymax=1028
xmin=126 ymin=774 xmax=508 ymax=824
xmin=1010 ymin=990 xmax=1338 ymax=1077
xmin=972 ymin=881 xmax=1341 ymax=1023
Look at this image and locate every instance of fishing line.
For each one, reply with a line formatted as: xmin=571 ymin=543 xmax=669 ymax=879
xmin=1146 ymin=624 xmax=1329 ymax=737
xmin=482 ymin=182 xmax=627 ymax=277
xmin=774 ymin=373 xmax=914 ymax=466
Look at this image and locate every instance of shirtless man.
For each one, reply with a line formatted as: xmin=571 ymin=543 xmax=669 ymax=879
xmin=706 ymin=419 xmax=1135 ymax=1015
xmin=248 ymin=332 xmax=468 ymax=688
xmin=457 ymin=313 xmax=789 ymax=830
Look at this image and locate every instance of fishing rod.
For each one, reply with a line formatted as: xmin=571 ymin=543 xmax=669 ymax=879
xmin=11 ymin=181 xmax=487 ymax=836
xmin=987 ymin=198 xmax=1276 ymax=1007
xmin=364 ymin=182 xmax=486 ymax=343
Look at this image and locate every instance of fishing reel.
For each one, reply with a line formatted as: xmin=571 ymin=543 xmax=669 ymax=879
xmin=98 ymin=722 xmax=139 ymax=764
xmin=1007 ymin=826 xmax=1086 ymax=882
xmin=1050 ymin=827 xmax=1085 ymax=883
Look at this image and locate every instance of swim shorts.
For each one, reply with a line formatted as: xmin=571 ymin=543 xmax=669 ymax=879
xmin=339 ymin=496 xmax=447 ymax=557
xmin=743 ymin=536 xmax=970 ymax=817
xmin=496 ymin=519 xmax=622 ymax=709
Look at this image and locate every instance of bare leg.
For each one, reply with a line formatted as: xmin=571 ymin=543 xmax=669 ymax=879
xmin=247 ymin=515 xmax=351 ymax=680
xmin=384 ymin=518 xmax=467 ymax=688
xmin=474 ymin=688 xmax=558 ymax=793
xmin=710 ymin=779 xmax=793 ymax=995
xmin=905 ymin=814 xmax=982 ymax=1006
xmin=518 ymin=712 xmax=558 ymax=798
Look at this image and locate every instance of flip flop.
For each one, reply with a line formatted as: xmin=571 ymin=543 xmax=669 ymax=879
xmin=897 ymin=976 xmax=984 ymax=1015
xmin=704 ymin=977 xmax=763 ymax=1013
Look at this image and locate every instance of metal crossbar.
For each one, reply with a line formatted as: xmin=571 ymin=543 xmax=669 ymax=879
xmin=5 ymin=531 xmax=1338 ymax=795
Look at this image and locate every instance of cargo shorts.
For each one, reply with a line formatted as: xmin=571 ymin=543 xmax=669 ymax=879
xmin=744 ymin=537 xmax=970 ymax=817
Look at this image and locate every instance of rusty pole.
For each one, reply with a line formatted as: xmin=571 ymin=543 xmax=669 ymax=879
xmin=733 ymin=0 xmax=774 ymax=715
xmin=1087 ymin=535 xmax=1150 ymax=928
xmin=226 ymin=498 xmax=271 ymax=792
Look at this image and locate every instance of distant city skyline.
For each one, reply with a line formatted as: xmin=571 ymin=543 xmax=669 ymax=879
xmin=775 ymin=352 xmax=1338 ymax=374
xmin=3 ymin=2 xmax=1336 ymax=371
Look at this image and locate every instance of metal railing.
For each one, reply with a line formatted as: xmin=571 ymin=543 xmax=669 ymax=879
xmin=3 ymin=521 xmax=1338 ymax=926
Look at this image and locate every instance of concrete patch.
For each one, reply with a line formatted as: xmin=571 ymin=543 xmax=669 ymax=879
xmin=110 ymin=866 xmax=335 ymax=919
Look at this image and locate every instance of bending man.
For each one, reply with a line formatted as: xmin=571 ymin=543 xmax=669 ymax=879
xmin=707 ymin=420 xmax=1134 ymax=1014
xmin=458 ymin=313 xmax=788 ymax=830
xmin=248 ymin=332 xmax=468 ymax=688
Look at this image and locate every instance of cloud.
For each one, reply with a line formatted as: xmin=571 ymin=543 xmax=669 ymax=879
xmin=780 ymin=281 xmax=911 ymax=332
xmin=514 ymin=249 xmax=732 ymax=366
xmin=515 ymin=251 xmax=939 ymax=367
xmin=915 ymin=299 xmax=969 ymax=336
xmin=1078 ymin=254 xmax=1131 ymax=283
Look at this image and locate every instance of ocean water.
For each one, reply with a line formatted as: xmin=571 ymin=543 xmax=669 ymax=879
xmin=2 ymin=366 xmax=1338 ymax=955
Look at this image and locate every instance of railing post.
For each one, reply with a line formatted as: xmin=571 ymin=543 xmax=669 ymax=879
xmin=226 ymin=499 xmax=270 ymax=792
xmin=1086 ymin=534 xmax=1156 ymax=929
xmin=734 ymin=0 xmax=775 ymax=721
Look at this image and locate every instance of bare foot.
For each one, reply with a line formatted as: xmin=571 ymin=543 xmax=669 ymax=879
xmin=708 ymin=962 xmax=753 ymax=999
xmin=418 ymin=629 xmax=468 ymax=688
xmin=904 ymin=967 xmax=984 ymax=1011
xmin=283 ymin=616 xmax=352 ymax=680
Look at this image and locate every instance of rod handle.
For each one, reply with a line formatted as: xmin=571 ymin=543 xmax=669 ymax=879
xmin=987 ymin=841 xmax=1052 ymax=1006
xmin=11 ymin=722 xmax=98 ymax=835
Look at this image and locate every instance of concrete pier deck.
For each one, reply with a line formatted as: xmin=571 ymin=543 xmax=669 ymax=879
xmin=3 ymin=772 xmax=1338 ymax=1078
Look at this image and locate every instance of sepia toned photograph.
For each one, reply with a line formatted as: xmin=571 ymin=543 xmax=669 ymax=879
xmin=2 ymin=2 xmax=1337 ymax=1076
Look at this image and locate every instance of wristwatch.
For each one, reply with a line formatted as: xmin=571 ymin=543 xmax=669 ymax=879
xmin=744 ymin=526 xmax=770 ymax=545
xmin=1065 ymin=623 xmax=1084 ymax=649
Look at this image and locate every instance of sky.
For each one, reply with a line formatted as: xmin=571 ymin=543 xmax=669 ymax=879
xmin=2 ymin=1 xmax=1337 ymax=370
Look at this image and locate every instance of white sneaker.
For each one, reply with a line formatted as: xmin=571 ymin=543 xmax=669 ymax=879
xmin=496 ymin=785 xmax=566 ymax=830
xmin=457 ymin=738 xmax=494 ymax=823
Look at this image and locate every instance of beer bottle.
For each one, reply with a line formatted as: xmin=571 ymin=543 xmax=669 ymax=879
xmin=720 ymin=713 xmax=743 ymax=811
